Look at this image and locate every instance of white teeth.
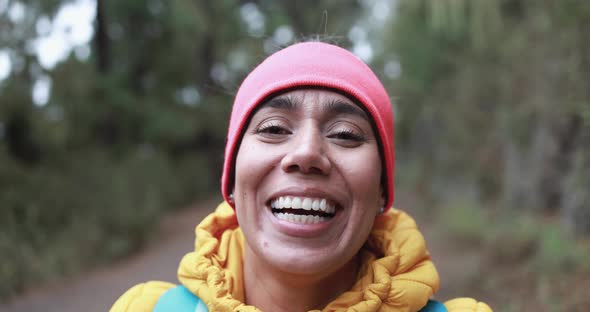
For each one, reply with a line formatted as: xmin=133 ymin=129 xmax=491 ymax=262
xmin=292 ymin=197 xmax=301 ymax=209
xmin=270 ymin=196 xmax=336 ymax=214
xmin=312 ymin=200 xmax=320 ymax=211
xmin=273 ymin=212 xmax=329 ymax=224
xmin=302 ymin=198 xmax=312 ymax=210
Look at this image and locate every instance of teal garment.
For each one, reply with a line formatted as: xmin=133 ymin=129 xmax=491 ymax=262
xmin=153 ymin=285 xmax=208 ymax=312
xmin=153 ymin=285 xmax=446 ymax=312
xmin=420 ymin=300 xmax=448 ymax=312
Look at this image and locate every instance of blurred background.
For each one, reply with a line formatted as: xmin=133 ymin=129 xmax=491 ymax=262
xmin=1 ymin=0 xmax=589 ymax=311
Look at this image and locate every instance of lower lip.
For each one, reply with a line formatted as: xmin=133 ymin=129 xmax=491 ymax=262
xmin=267 ymin=207 xmax=340 ymax=237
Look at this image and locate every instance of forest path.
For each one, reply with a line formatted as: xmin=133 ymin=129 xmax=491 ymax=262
xmin=0 ymin=197 xmax=477 ymax=312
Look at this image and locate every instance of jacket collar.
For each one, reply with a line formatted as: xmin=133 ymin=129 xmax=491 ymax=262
xmin=178 ymin=202 xmax=439 ymax=311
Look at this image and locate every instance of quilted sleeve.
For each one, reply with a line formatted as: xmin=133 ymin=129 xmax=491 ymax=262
xmin=110 ymin=281 xmax=176 ymax=312
xmin=444 ymin=298 xmax=493 ymax=312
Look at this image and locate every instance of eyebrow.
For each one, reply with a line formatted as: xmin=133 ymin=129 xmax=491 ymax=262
xmin=265 ymin=96 xmax=297 ymax=110
xmin=263 ymin=95 xmax=369 ymax=121
xmin=324 ymin=99 xmax=369 ymax=121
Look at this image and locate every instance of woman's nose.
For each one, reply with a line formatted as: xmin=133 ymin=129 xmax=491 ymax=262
xmin=280 ymin=128 xmax=332 ymax=175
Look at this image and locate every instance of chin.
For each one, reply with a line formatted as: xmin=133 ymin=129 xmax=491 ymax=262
xmin=256 ymin=242 xmax=358 ymax=277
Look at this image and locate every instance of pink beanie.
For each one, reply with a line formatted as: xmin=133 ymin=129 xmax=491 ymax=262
xmin=221 ymin=42 xmax=395 ymax=211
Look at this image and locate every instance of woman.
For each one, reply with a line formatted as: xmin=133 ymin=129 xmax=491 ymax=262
xmin=111 ymin=42 xmax=492 ymax=312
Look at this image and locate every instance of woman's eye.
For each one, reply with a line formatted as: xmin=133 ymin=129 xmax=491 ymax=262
xmin=329 ymin=129 xmax=366 ymax=142
xmin=255 ymin=124 xmax=290 ymax=136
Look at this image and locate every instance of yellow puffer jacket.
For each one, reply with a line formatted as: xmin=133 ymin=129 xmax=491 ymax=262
xmin=111 ymin=202 xmax=492 ymax=312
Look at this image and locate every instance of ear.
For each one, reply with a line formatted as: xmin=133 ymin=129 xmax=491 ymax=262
xmin=377 ymin=186 xmax=386 ymax=214
xmin=229 ymin=188 xmax=235 ymax=204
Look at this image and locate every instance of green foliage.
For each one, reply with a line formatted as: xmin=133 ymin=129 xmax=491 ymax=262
xmin=434 ymin=199 xmax=590 ymax=309
xmin=388 ymin=0 xmax=590 ymax=234
xmin=535 ymin=223 xmax=590 ymax=275
xmin=440 ymin=199 xmax=488 ymax=244
xmin=0 ymin=148 xmax=207 ymax=298
xmin=388 ymin=0 xmax=590 ymax=308
xmin=484 ymin=213 xmax=537 ymax=264
xmin=0 ymin=0 xmax=365 ymax=300
xmin=439 ymin=202 xmax=589 ymax=273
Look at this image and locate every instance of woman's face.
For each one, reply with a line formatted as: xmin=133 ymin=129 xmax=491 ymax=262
xmin=234 ymin=89 xmax=382 ymax=275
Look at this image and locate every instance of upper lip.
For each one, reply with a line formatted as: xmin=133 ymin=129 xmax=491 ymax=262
xmin=266 ymin=187 xmax=343 ymax=209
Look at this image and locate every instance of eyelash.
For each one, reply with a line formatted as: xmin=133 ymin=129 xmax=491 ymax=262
xmin=255 ymin=122 xmax=366 ymax=142
xmin=255 ymin=122 xmax=290 ymax=135
xmin=329 ymin=129 xmax=366 ymax=142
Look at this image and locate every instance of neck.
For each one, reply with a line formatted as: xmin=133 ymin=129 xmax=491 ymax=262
xmin=242 ymin=245 xmax=360 ymax=312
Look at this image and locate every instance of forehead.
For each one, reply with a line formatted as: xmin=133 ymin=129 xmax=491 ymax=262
xmin=258 ymin=89 xmax=370 ymax=121
xmin=275 ymin=89 xmax=352 ymax=102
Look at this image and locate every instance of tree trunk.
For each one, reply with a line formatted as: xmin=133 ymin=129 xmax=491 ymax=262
xmin=94 ymin=0 xmax=111 ymax=74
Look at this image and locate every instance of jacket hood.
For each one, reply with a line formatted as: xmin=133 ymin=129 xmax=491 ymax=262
xmin=178 ymin=202 xmax=439 ymax=311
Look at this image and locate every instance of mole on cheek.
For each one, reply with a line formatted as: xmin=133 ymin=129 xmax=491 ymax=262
xmin=263 ymin=241 xmax=269 ymax=248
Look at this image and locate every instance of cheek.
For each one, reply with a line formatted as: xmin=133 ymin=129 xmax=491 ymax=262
xmin=234 ymin=142 xmax=261 ymax=227
xmin=234 ymin=137 xmax=280 ymax=200
xmin=345 ymin=149 xmax=382 ymax=194
xmin=235 ymin=144 xmax=258 ymax=197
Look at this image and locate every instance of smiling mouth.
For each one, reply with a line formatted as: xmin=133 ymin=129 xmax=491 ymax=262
xmin=269 ymin=196 xmax=337 ymax=224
